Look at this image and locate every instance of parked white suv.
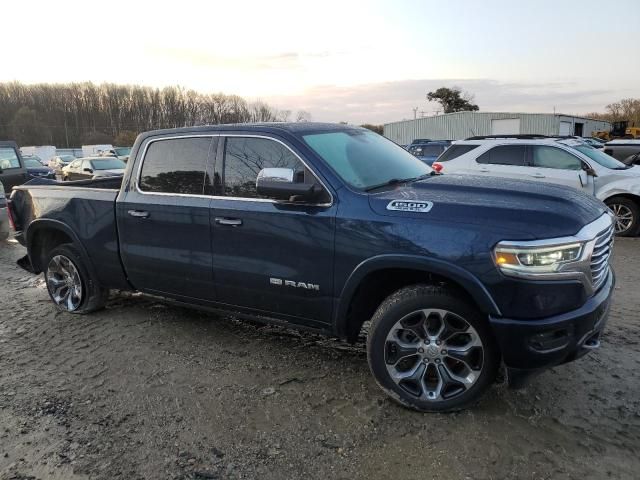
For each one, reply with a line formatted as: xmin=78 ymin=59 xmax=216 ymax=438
xmin=434 ymin=137 xmax=640 ymax=236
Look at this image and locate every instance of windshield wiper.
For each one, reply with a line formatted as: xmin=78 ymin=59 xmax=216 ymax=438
xmin=364 ymin=173 xmax=434 ymax=192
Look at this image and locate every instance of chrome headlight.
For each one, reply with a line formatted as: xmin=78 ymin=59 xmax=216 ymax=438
xmin=494 ymin=242 xmax=584 ymax=275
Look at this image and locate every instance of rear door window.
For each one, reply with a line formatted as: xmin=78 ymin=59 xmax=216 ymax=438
xmin=476 ymin=145 xmax=527 ymax=166
xmin=139 ymin=137 xmax=215 ymax=195
xmin=0 ymin=147 xmax=21 ymax=169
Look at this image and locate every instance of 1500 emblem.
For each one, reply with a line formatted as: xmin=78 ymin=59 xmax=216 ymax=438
xmin=270 ymin=278 xmax=320 ymax=291
xmin=386 ymin=200 xmax=433 ymax=213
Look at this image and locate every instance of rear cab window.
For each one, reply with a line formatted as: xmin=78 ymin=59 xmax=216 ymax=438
xmin=139 ymin=137 xmax=216 ymax=195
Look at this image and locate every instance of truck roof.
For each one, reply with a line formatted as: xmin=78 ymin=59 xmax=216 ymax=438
xmin=139 ymin=122 xmax=364 ymax=141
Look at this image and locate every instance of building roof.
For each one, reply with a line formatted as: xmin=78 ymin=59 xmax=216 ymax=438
xmin=384 ymin=111 xmax=610 ymax=126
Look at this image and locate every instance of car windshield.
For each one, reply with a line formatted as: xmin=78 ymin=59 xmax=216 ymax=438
xmin=572 ymin=145 xmax=628 ymax=169
xmin=24 ymin=159 xmax=43 ymax=168
xmin=408 ymin=144 xmax=446 ymax=157
xmin=302 ymin=129 xmax=432 ymax=190
xmin=114 ymin=147 xmax=131 ymax=156
xmin=60 ymin=155 xmax=75 ymax=162
xmin=90 ymin=159 xmax=126 ymax=170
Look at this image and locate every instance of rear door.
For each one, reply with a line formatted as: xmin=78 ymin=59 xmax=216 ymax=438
xmin=527 ymin=145 xmax=594 ymax=194
xmin=210 ymin=135 xmax=336 ymax=326
xmin=0 ymin=144 xmax=28 ymax=194
xmin=474 ymin=145 xmax=527 ymax=179
xmin=117 ymin=135 xmax=218 ymax=300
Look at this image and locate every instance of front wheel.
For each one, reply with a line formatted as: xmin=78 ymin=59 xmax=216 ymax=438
xmin=367 ymin=285 xmax=499 ymax=412
xmin=606 ymin=197 xmax=639 ymax=237
xmin=44 ymin=243 xmax=108 ymax=314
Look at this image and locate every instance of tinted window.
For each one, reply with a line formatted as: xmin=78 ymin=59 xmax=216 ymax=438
xmin=476 ymin=145 xmax=526 ymax=166
xmin=140 ymin=137 xmax=213 ymax=194
xmin=0 ymin=147 xmax=21 ymax=169
xmin=224 ymin=137 xmax=304 ymax=198
xmin=532 ymin=146 xmax=582 ymax=170
xmin=437 ymin=144 xmax=479 ymax=162
xmin=303 ymin=130 xmax=431 ymax=190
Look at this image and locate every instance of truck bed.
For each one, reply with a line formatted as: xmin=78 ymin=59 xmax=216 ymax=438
xmin=10 ymin=176 xmax=130 ymax=290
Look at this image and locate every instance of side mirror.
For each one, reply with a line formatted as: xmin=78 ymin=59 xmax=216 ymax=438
xmin=256 ymin=168 xmax=322 ymax=202
xmin=582 ymin=164 xmax=597 ymax=177
xmin=83 ymin=168 xmax=93 ymax=173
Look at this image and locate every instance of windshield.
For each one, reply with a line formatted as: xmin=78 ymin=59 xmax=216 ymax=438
xmin=60 ymin=155 xmax=75 ymax=162
xmin=114 ymin=147 xmax=131 ymax=156
xmin=302 ymin=130 xmax=432 ymax=190
xmin=24 ymin=159 xmax=44 ymax=168
xmin=408 ymin=144 xmax=446 ymax=157
xmin=90 ymin=159 xmax=126 ymax=170
xmin=572 ymin=145 xmax=627 ymax=169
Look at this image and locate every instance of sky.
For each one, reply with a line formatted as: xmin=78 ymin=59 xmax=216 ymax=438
xmin=3 ymin=0 xmax=639 ymax=124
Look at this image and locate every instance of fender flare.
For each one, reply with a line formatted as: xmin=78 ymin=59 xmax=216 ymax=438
xmin=25 ymin=218 xmax=96 ymax=276
xmin=333 ymin=254 xmax=501 ymax=338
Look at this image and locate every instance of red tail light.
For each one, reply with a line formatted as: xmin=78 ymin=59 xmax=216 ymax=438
xmin=432 ymin=162 xmax=443 ymax=173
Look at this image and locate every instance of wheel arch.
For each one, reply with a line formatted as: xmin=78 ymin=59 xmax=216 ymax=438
xmin=26 ymin=219 xmax=95 ymax=275
xmin=333 ymin=255 xmax=501 ymax=342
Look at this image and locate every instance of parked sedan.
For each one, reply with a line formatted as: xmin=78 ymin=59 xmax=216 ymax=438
xmin=62 ymin=157 xmax=126 ymax=181
xmin=24 ymin=158 xmax=56 ymax=179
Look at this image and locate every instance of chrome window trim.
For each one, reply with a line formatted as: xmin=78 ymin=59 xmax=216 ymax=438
xmin=134 ymin=133 xmax=334 ymax=207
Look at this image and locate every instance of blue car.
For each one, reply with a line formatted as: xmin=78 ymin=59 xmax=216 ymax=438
xmin=408 ymin=141 xmax=451 ymax=165
xmin=23 ymin=157 xmax=56 ymax=180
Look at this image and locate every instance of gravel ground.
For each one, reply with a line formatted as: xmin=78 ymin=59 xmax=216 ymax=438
xmin=0 ymin=238 xmax=638 ymax=480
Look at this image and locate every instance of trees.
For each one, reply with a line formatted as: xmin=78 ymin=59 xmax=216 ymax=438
xmin=0 ymin=82 xmax=287 ymax=146
xmin=360 ymin=124 xmax=383 ymax=134
xmin=426 ymin=87 xmax=479 ymax=114
xmin=585 ymin=98 xmax=640 ymax=126
xmin=9 ymin=107 xmax=51 ymax=146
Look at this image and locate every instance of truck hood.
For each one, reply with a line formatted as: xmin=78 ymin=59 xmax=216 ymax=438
xmin=368 ymin=174 xmax=607 ymax=240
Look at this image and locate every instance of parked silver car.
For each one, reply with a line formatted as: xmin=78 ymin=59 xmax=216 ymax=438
xmin=603 ymin=139 xmax=640 ymax=165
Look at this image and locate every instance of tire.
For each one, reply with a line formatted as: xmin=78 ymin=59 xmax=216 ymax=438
xmin=605 ymin=197 xmax=639 ymax=237
xmin=367 ymin=285 xmax=499 ymax=412
xmin=43 ymin=243 xmax=108 ymax=314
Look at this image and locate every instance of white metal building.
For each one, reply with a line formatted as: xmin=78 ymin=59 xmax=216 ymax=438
xmin=383 ymin=112 xmax=611 ymax=144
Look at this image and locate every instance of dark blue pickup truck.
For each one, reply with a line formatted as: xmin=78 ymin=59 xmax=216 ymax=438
xmin=9 ymin=123 xmax=615 ymax=412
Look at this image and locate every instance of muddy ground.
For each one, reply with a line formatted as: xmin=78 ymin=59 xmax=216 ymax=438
xmin=0 ymin=238 xmax=638 ymax=480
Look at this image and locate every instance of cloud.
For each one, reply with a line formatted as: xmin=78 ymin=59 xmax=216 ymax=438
xmin=263 ymin=78 xmax=630 ymax=124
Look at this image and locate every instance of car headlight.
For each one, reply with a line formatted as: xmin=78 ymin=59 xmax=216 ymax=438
xmin=494 ymin=242 xmax=584 ymax=275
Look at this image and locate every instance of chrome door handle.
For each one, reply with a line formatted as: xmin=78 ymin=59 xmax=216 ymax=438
xmin=128 ymin=210 xmax=150 ymax=218
xmin=531 ymin=173 xmax=545 ymax=178
xmin=478 ymin=168 xmax=490 ymax=173
xmin=215 ymin=217 xmax=242 ymax=227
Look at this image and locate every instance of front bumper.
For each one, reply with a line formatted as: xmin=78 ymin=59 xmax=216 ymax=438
xmin=489 ymin=269 xmax=614 ymax=382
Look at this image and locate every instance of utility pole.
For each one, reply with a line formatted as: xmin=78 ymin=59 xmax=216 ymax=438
xmin=412 ymin=107 xmax=419 ymax=119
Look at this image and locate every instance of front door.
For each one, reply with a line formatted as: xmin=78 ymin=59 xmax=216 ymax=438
xmin=210 ymin=135 xmax=336 ymax=326
xmin=527 ymin=145 xmax=594 ymax=194
xmin=117 ymin=136 xmax=218 ymax=300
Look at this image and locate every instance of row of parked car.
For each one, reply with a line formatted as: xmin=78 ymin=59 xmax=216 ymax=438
xmin=405 ymin=136 xmax=640 ymax=236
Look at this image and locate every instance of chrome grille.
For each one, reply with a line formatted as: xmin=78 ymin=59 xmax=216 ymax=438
xmin=590 ymin=222 xmax=614 ymax=290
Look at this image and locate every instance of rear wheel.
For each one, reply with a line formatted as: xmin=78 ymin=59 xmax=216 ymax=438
xmin=367 ymin=285 xmax=499 ymax=412
xmin=44 ymin=243 xmax=108 ymax=314
xmin=606 ymin=197 xmax=639 ymax=237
